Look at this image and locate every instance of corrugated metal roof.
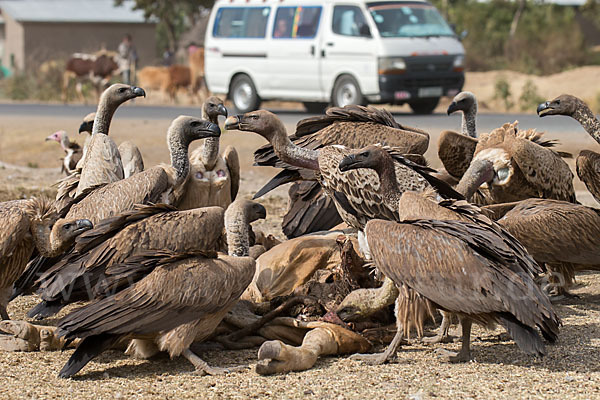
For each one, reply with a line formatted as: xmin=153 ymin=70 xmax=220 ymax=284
xmin=0 ymin=0 xmax=155 ymax=23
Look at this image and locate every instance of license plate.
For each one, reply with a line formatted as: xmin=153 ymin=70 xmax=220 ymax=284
xmin=418 ymin=87 xmax=442 ymax=97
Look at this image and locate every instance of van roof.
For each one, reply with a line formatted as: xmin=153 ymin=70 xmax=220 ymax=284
xmin=213 ymin=0 xmax=430 ymax=5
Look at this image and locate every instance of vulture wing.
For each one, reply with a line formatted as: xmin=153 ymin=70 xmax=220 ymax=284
xmin=437 ymin=130 xmax=478 ymax=179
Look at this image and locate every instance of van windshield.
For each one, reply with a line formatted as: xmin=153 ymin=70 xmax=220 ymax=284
xmin=367 ymin=2 xmax=454 ymax=38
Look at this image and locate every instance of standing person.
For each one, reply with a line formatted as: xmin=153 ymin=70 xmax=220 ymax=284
xmin=118 ymin=34 xmax=138 ymax=85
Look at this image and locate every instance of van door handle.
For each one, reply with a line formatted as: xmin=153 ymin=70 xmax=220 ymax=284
xmin=310 ymin=45 xmax=315 ymax=56
xmin=326 ymin=42 xmax=334 ymax=46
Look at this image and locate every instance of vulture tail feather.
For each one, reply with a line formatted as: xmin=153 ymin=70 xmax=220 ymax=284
xmin=498 ymin=313 xmax=545 ymax=356
xmin=27 ymin=300 xmax=65 ymax=320
xmin=58 ymin=334 xmax=120 ymax=378
xmin=253 ymin=170 xmax=301 ymax=199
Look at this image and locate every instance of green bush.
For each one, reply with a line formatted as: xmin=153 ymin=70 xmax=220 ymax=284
xmin=494 ymin=75 xmax=513 ymax=110
xmin=519 ymin=80 xmax=545 ymax=112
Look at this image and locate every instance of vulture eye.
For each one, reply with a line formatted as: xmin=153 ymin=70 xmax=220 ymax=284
xmin=63 ymin=223 xmax=72 ymax=230
xmin=190 ymin=121 xmax=200 ymax=127
xmin=555 ymin=100 xmax=560 ymax=105
xmin=118 ymin=87 xmax=126 ymax=93
xmin=360 ymin=152 xmax=369 ymax=157
xmin=250 ymin=115 xmax=259 ymax=120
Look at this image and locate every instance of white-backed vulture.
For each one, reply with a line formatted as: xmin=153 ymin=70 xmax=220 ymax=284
xmin=249 ymin=105 xmax=430 ymax=237
xmin=30 ymin=204 xmax=225 ymax=319
xmin=225 ymin=110 xmax=458 ymax=234
xmin=117 ymin=140 xmax=144 ymax=178
xmin=458 ymin=122 xmax=575 ymax=204
xmin=437 ymin=91 xmax=479 ymax=182
xmin=354 ymin=212 xmax=559 ymax=364
xmin=45 ymin=130 xmax=82 ymax=174
xmin=178 ymin=96 xmax=240 ymax=210
xmin=75 ymin=84 xmax=146 ymax=197
xmin=63 ymin=116 xmax=220 ymax=225
xmin=537 ymin=94 xmax=600 ymax=204
xmin=337 ymin=146 xmax=497 ymax=343
xmin=497 ymin=198 xmax=600 ymax=297
xmin=0 ymin=198 xmax=92 ymax=319
xmin=56 ymin=199 xmax=266 ymax=378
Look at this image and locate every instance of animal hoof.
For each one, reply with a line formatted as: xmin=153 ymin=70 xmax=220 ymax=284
xmin=257 ymin=340 xmax=283 ymax=361
xmin=435 ymin=348 xmax=470 ymax=363
xmin=349 ymin=352 xmax=391 ymax=365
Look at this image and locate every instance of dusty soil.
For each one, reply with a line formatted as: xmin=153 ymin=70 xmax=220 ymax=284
xmin=1 ymin=72 xmax=600 ymax=398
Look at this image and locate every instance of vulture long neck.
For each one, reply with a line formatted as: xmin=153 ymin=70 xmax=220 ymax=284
xmin=60 ymin=134 xmax=70 ymax=151
xmin=462 ymin=102 xmax=478 ymax=138
xmin=92 ymin=94 xmax=119 ymax=135
xmin=269 ymin=121 xmax=319 ymax=171
xmin=372 ymin=154 xmax=403 ymax=208
xmin=201 ymin=111 xmax=220 ymax=170
xmin=167 ymin=126 xmax=192 ymax=185
xmin=224 ymin=206 xmax=250 ymax=257
xmin=572 ymin=100 xmax=600 ymax=144
xmin=30 ymin=222 xmax=65 ymax=257
xmin=455 ymin=159 xmax=493 ymax=200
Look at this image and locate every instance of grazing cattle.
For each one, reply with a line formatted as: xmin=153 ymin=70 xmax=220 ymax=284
xmin=62 ymin=53 xmax=120 ymax=103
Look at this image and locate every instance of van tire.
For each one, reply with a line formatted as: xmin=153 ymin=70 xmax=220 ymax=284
xmin=332 ymin=75 xmax=365 ymax=108
xmin=303 ymin=102 xmax=329 ymax=114
xmin=409 ymin=98 xmax=440 ymax=114
xmin=230 ymin=74 xmax=261 ymax=113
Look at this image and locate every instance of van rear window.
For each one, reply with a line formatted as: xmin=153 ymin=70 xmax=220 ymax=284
xmin=213 ymin=7 xmax=271 ymax=38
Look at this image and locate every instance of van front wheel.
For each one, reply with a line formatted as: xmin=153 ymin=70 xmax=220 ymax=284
xmin=332 ymin=75 xmax=365 ymax=108
xmin=409 ymin=98 xmax=440 ymax=114
xmin=230 ymin=75 xmax=261 ymax=113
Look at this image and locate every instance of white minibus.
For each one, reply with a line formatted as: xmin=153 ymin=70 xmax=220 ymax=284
xmin=204 ymin=0 xmax=465 ymax=114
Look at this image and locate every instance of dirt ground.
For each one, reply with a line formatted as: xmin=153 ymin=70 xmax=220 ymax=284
xmin=1 ymin=69 xmax=600 ymax=398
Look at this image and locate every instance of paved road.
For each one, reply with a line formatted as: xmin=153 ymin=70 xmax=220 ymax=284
xmin=0 ymin=102 xmax=587 ymax=135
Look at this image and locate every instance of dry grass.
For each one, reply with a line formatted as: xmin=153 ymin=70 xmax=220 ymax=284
xmin=1 ymin=109 xmax=600 ymax=399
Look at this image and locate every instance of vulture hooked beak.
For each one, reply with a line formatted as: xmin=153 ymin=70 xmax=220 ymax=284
xmin=338 ymin=154 xmax=362 ymax=172
xmin=224 ymin=115 xmax=241 ymax=131
xmin=254 ymin=204 xmax=267 ymax=221
xmin=74 ymin=219 xmax=94 ymax=234
xmin=132 ymin=86 xmax=146 ymax=98
xmin=536 ymin=101 xmax=553 ymax=117
xmin=197 ymin=121 xmax=222 ymax=138
xmin=78 ymin=120 xmax=93 ymax=134
xmin=447 ymin=101 xmax=460 ymax=115
xmin=217 ymin=104 xmax=228 ymax=118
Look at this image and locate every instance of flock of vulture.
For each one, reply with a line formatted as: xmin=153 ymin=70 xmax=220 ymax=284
xmin=1 ymin=82 xmax=600 ymax=379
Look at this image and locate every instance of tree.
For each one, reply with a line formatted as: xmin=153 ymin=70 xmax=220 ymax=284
xmin=115 ymin=0 xmax=215 ymax=52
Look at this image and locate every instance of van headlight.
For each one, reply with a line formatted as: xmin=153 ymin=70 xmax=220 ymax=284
xmin=453 ymin=55 xmax=465 ymax=71
xmin=378 ymin=57 xmax=406 ymax=74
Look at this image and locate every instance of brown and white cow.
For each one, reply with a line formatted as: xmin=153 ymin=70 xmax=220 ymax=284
xmin=62 ymin=52 xmax=120 ymax=103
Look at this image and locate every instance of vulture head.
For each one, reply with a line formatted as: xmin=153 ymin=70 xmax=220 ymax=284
xmin=100 ymin=83 xmax=146 ymax=108
xmin=78 ymin=112 xmax=96 ymax=134
xmin=447 ymin=91 xmax=477 ymax=115
xmin=237 ymin=199 xmax=267 ymax=223
xmin=47 ymin=219 xmax=94 ymax=254
xmin=335 ymin=288 xmax=376 ymax=322
xmin=338 ymin=145 xmax=388 ymax=172
xmin=456 ymin=158 xmax=496 ymax=197
xmin=224 ymin=110 xmax=285 ymax=141
xmin=537 ymin=94 xmax=580 ymax=117
xmin=203 ymin=96 xmax=228 ymax=123
xmin=169 ymin=116 xmax=221 ymax=143
xmin=46 ymin=130 xmax=68 ymax=149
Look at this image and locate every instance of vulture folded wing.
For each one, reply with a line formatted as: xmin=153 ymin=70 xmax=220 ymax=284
xmin=437 ymin=130 xmax=478 ymax=179
xmin=498 ymin=199 xmax=600 ymax=265
xmin=76 ymin=134 xmax=124 ymax=197
xmin=365 ymin=219 xmax=557 ymax=333
xmin=0 ymin=201 xmax=30 ymax=258
xmin=65 ymin=167 xmax=170 ymax=224
xmin=506 ymin=135 xmax=576 ymax=202
xmin=576 ymin=150 xmax=600 ymax=204
xmin=57 ymin=254 xmax=254 ymax=340
xmin=223 ymin=145 xmax=240 ymax=201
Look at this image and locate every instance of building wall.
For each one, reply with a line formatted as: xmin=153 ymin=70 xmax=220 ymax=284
xmin=19 ymin=21 xmax=157 ymax=70
xmin=3 ymin=13 xmax=24 ymax=70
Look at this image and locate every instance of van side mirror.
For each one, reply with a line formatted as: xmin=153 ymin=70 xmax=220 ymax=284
xmin=359 ymin=24 xmax=371 ymax=37
xmin=460 ymin=30 xmax=468 ymax=41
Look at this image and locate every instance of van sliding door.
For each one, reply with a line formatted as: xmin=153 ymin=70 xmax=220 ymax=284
xmin=266 ymin=5 xmax=324 ymax=100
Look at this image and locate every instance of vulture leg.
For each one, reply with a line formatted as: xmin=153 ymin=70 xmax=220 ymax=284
xmin=349 ymin=296 xmax=405 ymax=365
xmin=422 ymin=311 xmax=458 ymax=344
xmin=0 ymin=307 xmax=8 ymax=321
xmin=0 ymin=288 xmax=10 ymax=320
xmin=182 ymin=348 xmax=247 ymax=376
xmin=436 ymin=317 xmax=472 ymax=363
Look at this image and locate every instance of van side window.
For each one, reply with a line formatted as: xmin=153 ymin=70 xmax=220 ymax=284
xmin=213 ymin=7 xmax=271 ymax=38
xmin=332 ymin=6 xmax=370 ymax=37
xmin=273 ymin=6 xmax=322 ymax=39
